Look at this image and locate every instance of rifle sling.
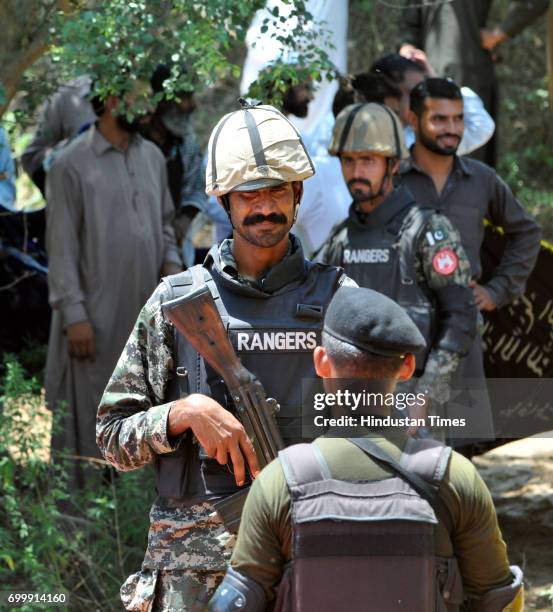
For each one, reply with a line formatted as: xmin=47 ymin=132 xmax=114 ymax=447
xmin=347 ymin=437 xmax=453 ymax=534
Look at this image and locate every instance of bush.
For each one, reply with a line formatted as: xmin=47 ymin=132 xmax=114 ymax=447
xmin=0 ymin=353 xmax=154 ymax=611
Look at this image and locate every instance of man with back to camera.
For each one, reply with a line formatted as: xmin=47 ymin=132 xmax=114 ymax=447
xmin=96 ymin=100 xmax=355 ymax=611
xmin=319 ymin=102 xmax=478 ymax=431
xmin=331 ymin=71 xmax=402 ymax=119
xmin=209 ymin=286 xmax=524 ymax=612
xmin=21 ymin=76 xmax=96 ymax=195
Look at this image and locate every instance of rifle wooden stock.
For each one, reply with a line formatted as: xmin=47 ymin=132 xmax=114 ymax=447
xmin=162 ymin=285 xmax=249 ymax=390
xmin=161 ymin=284 xmax=285 ymax=531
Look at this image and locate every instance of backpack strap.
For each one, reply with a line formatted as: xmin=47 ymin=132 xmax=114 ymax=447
xmin=397 ymin=205 xmax=436 ymax=286
xmin=400 ymin=437 xmax=452 ymax=487
xmin=279 ymin=443 xmax=331 ymax=488
xmin=347 ymin=437 xmax=453 ymax=533
xmin=161 ymin=265 xmax=225 ymax=397
xmin=162 ymin=269 xmax=193 ymax=299
xmin=162 ymin=264 xmax=219 ymax=300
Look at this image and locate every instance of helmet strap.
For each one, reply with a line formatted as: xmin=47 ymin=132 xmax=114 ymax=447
xmin=292 ymin=182 xmax=304 ymax=223
xmin=293 ymin=199 xmax=301 ymax=222
xmin=375 ymin=158 xmax=395 ymax=198
xmin=353 ymin=158 xmax=396 ymax=214
xmin=221 ymin=194 xmax=236 ymax=229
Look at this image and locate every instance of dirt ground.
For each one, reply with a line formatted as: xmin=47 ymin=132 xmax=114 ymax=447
xmin=474 ymin=436 xmax=553 ymax=610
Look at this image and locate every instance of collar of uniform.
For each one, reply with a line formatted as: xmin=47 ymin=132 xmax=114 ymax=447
xmin=206 ymin=234 xmax=307 ymax=294
xmin=321 ymin=425 xmax=408 ymax=448
xmin=349 ymin=185 xmax=415 ymax=228
xmin=90 ymin=123 xmax=140 ymax=156
xmin=217 ymin=237 xmax=293 ymax=275
xmin=400 ymin=151 xmax=473 ymax=178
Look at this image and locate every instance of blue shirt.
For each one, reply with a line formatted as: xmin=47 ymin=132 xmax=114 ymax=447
xmin=0 ymin=127 xmax=16 ymax=209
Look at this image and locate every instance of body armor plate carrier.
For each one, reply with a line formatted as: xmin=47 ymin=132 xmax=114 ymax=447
xmin=275 ymin=437 xmax=465 ymax=612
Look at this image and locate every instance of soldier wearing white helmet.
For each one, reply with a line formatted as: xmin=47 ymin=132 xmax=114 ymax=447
xmin=206 ymin=99 xmax=314 ymax=253
xmin=320 ymin=102 xmax=479 ymax=438
xmin=96 ymin=99 xmax=354 ymax=611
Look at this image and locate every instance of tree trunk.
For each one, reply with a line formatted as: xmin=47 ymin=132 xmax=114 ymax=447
xmin=0 ymin=1 xmax=70 ymax=117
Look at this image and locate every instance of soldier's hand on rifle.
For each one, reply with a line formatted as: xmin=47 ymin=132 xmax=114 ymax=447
xmin=66 ymin=320 xmax=96 ymax=361
xmin=168 ymin=394 xmax=261 ymax=486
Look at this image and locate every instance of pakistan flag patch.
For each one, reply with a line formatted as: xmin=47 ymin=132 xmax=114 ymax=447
xmin=425 ymin=228 xmax=448 ymax=246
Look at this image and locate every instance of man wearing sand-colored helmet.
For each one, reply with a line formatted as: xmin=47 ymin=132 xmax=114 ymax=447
xmin=96 ymin=99 xmax=355 ymax=611
xmin=319 ymin=102 xmax=480 ymax=441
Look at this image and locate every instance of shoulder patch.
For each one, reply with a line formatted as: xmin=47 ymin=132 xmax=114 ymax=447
xmin=432 ymin=248 xmax=458 ymax=275
xmin=425 ymin=227 xmax=448 ymax=246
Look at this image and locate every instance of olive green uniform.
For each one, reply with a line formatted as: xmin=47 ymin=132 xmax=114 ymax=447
xmin=230 ymin=429 xmax=512 ymax=608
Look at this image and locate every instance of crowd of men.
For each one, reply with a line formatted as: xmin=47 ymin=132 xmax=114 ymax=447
xmin=0 ymin=2 xmax=549 ymax=610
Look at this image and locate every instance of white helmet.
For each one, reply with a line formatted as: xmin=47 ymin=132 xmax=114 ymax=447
xmin=205 ymin=100 xmax=315 ymax=197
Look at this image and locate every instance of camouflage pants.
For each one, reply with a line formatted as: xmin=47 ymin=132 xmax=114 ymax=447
xmin=120 ymin=499 xmax=234 ymax=611
xmin=121 ymin=568 xmax=225 ymax=612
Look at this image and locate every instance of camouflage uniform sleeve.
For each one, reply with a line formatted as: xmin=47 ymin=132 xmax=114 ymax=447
xmin=414 ymin=213 xmax=475 ymax=405
xmin=96 ymin=282 xmax=178 ymax=471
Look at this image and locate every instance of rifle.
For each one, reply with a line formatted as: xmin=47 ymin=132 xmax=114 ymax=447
xmin=161 ymin=284 xmax=284 ymax=533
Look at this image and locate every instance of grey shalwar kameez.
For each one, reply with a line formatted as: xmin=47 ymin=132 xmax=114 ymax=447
xmin=45 ymin=125 xmax=180 ymax=485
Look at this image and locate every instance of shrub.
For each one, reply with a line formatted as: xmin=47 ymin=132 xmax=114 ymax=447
xmin=0 ymin=353 xmax=154 ymax=611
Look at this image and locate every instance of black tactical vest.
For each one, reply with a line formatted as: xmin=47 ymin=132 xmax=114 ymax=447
xmin=275 ymin=438 xmax=464 ymax=612
xmin=155 ymin=247 xmax=343 ymax=500
xmin=328 ymin=197 xmax=436 ymax=370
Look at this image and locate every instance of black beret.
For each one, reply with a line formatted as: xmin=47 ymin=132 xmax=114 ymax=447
xmin=324 ymin=286 xmax=426 ymax=357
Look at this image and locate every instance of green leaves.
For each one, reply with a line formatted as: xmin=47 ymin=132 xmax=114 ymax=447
xmin=45 ymin=0 xmax=333 ymax=118
xmin=245 ymin=1 xmax=336 ymax=106
xmin=0 ymin=352 xmax=154 ymax=607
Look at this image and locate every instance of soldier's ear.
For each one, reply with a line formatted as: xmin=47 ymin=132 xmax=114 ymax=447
xmin=292 ymin=181 xmax=304 ymax=205
xmin=313 ymin=346 xmax=333 ymax=378
xmin=397 ymin=353 xmax=416 ymax=381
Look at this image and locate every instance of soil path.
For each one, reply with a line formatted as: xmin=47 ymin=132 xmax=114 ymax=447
xmin=474 ymin=436 xmax=553 ymax=610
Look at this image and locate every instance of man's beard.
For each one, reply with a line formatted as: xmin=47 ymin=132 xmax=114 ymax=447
xmin=419 ymin=128 xmax=460 ymax=156
xmin=116 ymin=114 xmax=142 ymax=134
xmin=347 ymin=178 xmax=378 ymax=203
xmin=236 ymin=212 xmax=290 ymax=247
